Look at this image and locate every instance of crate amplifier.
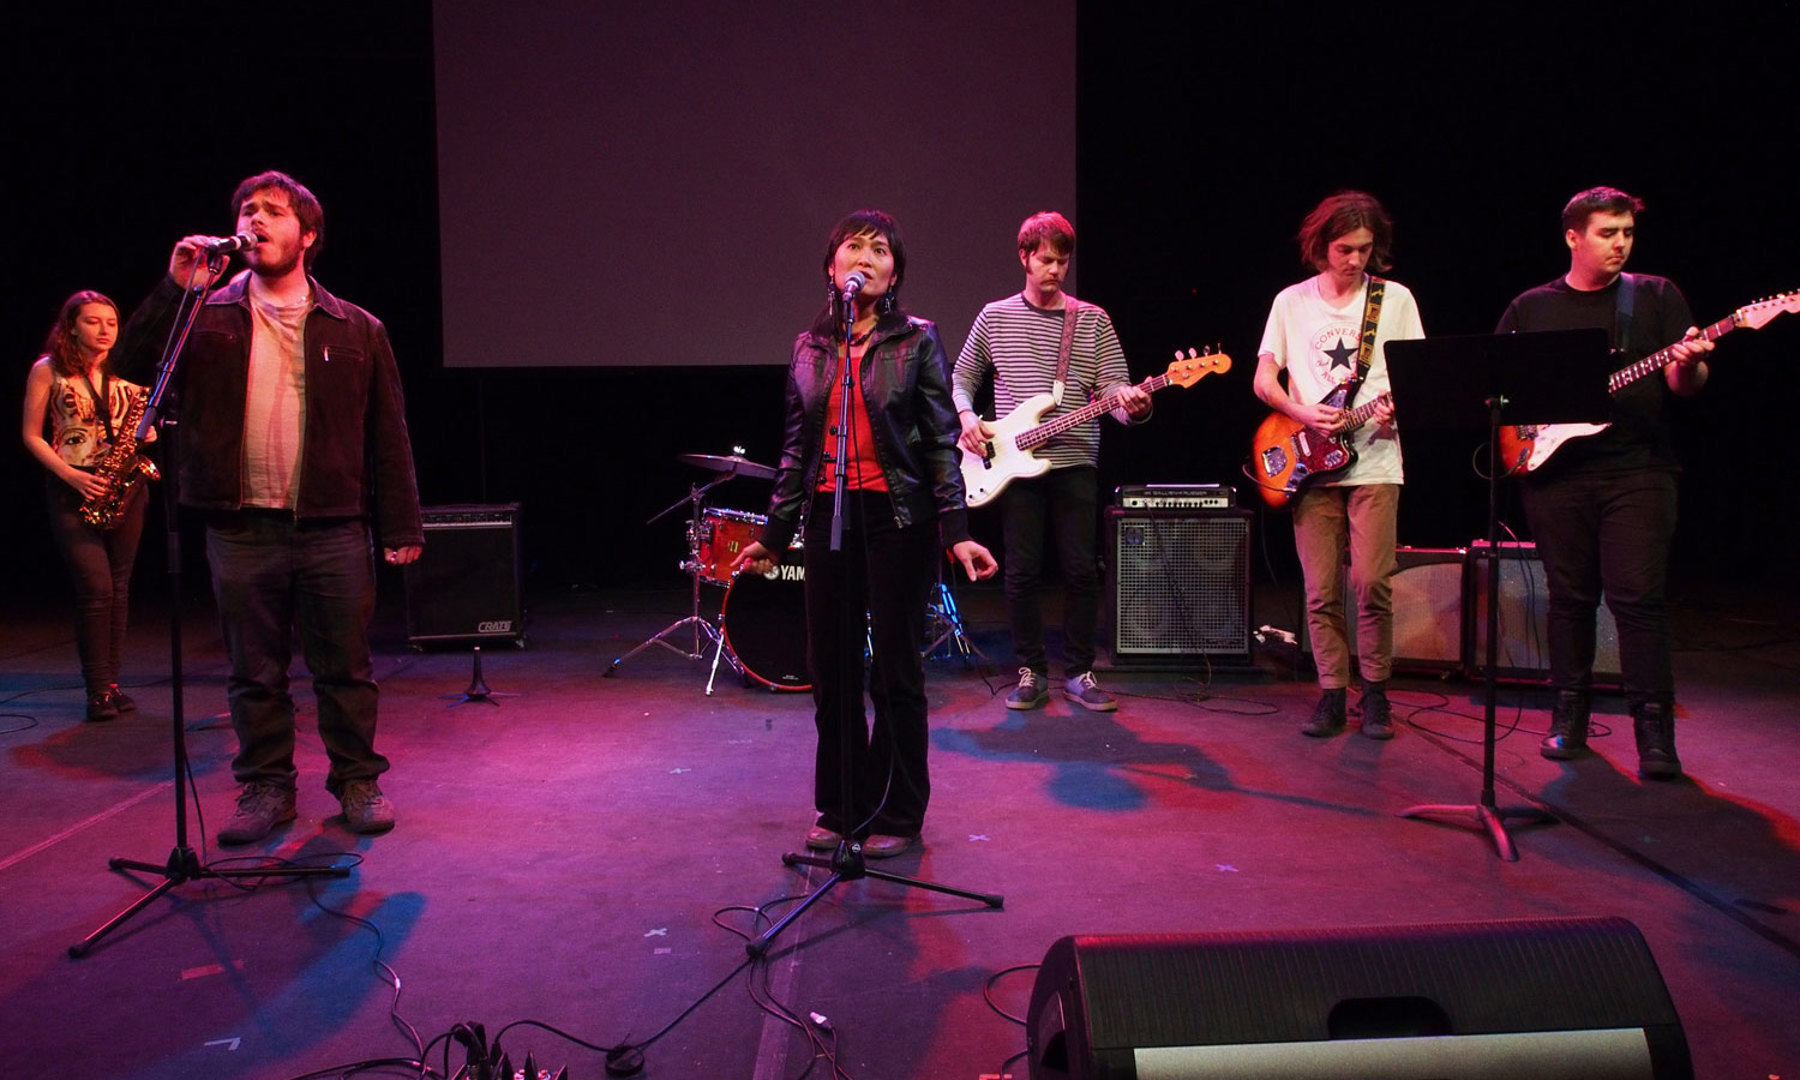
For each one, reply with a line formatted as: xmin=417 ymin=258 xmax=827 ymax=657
xmin=1105 ymin=507 xmax=1252 ymax=667
xmin=403 ymin=503 xmax=525 ymax=647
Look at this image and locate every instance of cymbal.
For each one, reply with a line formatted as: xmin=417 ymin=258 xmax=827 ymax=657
xmin=677 ymin=452 xmax=777 ymax=480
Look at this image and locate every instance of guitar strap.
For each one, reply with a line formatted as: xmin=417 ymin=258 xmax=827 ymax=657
xmin=1352 ymin=276 xmax=1386 ymax=393
xmin=1050 ymin=297 xmax=1084 ymax=407
xmin=1614 ymin=272 xmax=1636 ymax=354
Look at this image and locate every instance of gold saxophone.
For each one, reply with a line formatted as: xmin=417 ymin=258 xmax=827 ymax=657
xmin=79 ymin=387 xmax=160 ymax=530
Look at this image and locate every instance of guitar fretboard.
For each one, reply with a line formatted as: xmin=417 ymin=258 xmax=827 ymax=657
xmin=1607 ymin=314 xmax=1737 ymax=393
xmin=1017 ymin=372 xmax=1174 ymax=451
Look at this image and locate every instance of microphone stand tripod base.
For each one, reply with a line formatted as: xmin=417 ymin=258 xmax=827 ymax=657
xmin=748 ymin=839 xmax=1003 ymax=957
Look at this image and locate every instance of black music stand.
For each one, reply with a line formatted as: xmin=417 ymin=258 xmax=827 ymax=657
xmin=1384 ymin=328 xmax=1611 ymax=861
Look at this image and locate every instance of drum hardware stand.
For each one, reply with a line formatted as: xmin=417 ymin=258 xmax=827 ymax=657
xmin=749 ymin=284 xmax=1002 ymax=957
xmin=922 ymin=569 xmax=988 ymax=665
xmin=604 ymin=476 xmax=739 ymax=681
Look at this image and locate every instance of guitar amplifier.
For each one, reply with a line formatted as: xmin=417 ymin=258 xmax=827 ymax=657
xmin=1105 ymin=507 xmax=1252 ymax=666
xmin=1466 ymin=540 xmax=1620 ymax=684
xmin=1114 ymin=484 xmax=1236 ymax=510
xmin=1339 ymin=547 xmax=1467 ymax=674
xmin=403 ymin=503 xmax=526 ymax=647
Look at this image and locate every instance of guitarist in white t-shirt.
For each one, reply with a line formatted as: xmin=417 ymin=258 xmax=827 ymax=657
xmin=1495 ymin=186 xmax=1712 ymax=779
xmin=1253 ymin=191 xmax=1425 ymax=741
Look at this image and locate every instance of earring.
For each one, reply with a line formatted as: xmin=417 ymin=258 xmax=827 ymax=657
xmin=877 ymin=293 xmax=895 ymax=315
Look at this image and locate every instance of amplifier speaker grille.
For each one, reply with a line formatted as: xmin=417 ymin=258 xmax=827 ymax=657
xmin=1106 ymin=508 xmax=1251 ymax=665
xmin=403 ymin=503 xmax=525 ymax=647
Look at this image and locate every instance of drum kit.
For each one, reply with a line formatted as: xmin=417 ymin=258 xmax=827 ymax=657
xmin=603 ymin=448 xmax=988 ymax=694
xmin=602 ymin=450 xmax=808 ymax=694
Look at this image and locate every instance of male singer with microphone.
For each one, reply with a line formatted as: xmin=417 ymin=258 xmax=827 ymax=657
xmin=954 ymin=212 xmax=1150 ymax=711
xmin=116 ymin=170 xmax=424 ymax=843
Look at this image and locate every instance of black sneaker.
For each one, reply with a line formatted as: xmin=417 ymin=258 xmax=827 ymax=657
xmin=105 ymin=684 xmax=137 ymax=714
xmin=84 ymin=688 xmax=119 ymax=723
xmin=1301 ymin=689 xmax=1347 ymax=737
xmin=218 ymin=782 xmax=298 ymax=845
xmin=1063 ymin=672 xmax=1118 ymax=712
xmin=1358 ymin=686 xmax=1395 ymax=740
xmin=1006 ymin=668 xmax=1048 ymax=710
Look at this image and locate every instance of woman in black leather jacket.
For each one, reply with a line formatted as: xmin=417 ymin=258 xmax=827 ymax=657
xmin=736 ymin=210 xmax=995 ymax=858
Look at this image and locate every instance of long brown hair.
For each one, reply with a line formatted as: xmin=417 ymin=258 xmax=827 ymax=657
xmin=1297 ymin=191 xmax=1395 ymax=274
xmin=39 ymin=290 xmax=118 ymax=378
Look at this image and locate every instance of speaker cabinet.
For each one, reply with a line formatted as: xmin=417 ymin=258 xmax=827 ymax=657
xmin=1027 ymin=916 xmax=1690 ymax=1080
xmin=1105 ymin=508 xmax=1252 ymax=667
xmin=1340 ymin=546 xmax=1467 ymax=674
xmin=1466 ymin=540 xmax=1620 ymax=684
xmin=403 ymin=503 xmax=525 ymax=647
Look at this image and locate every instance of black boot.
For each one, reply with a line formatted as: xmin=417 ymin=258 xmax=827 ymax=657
xmin=1633 ymin=699 xmax=1682 ymax=780
xmin=1358 ymin=681 xmax=1394 ymax=740
xmin=1301 ymin=688 xmax=1348 ymax=737
xmin=1539 ymin=689 xmax=1591 ymax=760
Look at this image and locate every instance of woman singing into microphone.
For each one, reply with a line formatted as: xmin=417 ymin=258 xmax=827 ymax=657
xmin=21 ymin=291 xmax=153 ymax=721
xmin=735 ymin=210 xmax=996 ymax=858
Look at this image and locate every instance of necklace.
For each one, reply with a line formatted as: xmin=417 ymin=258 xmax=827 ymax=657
xmin=848 ymin=327 xmax=874 ymax=347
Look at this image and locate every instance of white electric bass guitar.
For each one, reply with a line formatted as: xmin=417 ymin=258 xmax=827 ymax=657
xmin=1499 ymin=290 xmax=1798 ymax=474
xmin=960 ymin=349 xmax=1229 ymax=508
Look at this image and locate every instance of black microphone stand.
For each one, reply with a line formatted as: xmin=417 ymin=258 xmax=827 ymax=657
xmin=750 ymin=288 xmax=1001 ymax=956
xmin=72 ymin=253 xmax=346 ymax=958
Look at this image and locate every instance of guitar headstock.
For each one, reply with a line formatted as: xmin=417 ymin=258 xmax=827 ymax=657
xmin=1166 ymin=347 xmax=1232 ymax=386
xmin=1736 ymin=290 xmax=1800 ymax=330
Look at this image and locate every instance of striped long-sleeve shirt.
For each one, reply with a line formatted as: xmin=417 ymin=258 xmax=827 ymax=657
xmin=952 ymin=293 xmax=1135 ymax=471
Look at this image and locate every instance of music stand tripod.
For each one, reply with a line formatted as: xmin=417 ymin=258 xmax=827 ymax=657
xmin=72 ymin=256 xmax=347 ymax=958
xmin=1384 ymin=328 xmax=1612 ymax=861
xmin=748 ymin=298 xmax=1002 ymax=958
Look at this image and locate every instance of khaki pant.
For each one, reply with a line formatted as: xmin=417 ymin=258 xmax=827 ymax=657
xmin=1293 ymin=483 xmax=1399 ymax=689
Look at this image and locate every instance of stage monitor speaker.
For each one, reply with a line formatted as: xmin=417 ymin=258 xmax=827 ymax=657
xmin=404 ymin=503 xmax=525 ymax=647
xmin=1026 ymin=916 xmax=1690 ymax=1080
xmin=1339 ymin=546 xmax=1466 ymax=674
xmin=1105 ymin=507 xmax=1252 ymax=667
xmin=1465 ymin=540 xmax=1620 ymax=684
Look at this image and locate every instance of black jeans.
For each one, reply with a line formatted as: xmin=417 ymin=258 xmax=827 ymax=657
xmin=46 ymin=476 xmax=147 ymax=692
xmin=1000 ymin=466 xmax=1100 ymax=677
xmin=205 ymin=512 xmax=388 ymax=795
xmin=1521 ymin=468 xmax=1678 ymax=705
xmin=802 ymin=491 xmax=937 ymax=837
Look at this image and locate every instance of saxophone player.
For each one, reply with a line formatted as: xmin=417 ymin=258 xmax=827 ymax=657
xmin=20 ymin=290 xmax=153 ymax=722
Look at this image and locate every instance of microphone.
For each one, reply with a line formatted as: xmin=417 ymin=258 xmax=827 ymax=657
xmin=840 ymin=270 xmax=868 ymax=302
xmin=199 ymin=232 xmax=260 ymax=254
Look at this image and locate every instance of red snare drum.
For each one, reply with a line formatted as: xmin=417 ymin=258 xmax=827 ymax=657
xmin=722 ymin=566 xmax=810 ymax=692
xmin=696 ymin=507 xmax=767 ymax=585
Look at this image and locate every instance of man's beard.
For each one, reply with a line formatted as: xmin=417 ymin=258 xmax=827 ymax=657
xmin=251 ymin=247 xmax=304 ymax=279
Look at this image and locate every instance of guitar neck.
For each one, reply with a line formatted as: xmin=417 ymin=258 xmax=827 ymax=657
xmin=1339 ymin=391 xmax=1392 ymax=435
xmin=1017 ymin=372 xmax=1169 ymax=451
xmin=1607 ymin=314 xmax=1737 ymax=393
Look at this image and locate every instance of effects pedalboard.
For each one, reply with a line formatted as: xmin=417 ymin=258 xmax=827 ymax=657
xmin=1113 ymin=484 xmax=1236 ymax=510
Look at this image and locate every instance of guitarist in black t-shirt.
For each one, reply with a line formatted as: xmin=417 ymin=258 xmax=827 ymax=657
xmin=1495 ymin=186 xmax=1712 ymax=778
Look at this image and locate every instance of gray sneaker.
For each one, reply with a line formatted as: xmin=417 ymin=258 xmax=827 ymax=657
xmin=1006 ymin=668 xmax=1049 ymax=710
xmin=339 ymin=780 xmax=396 ymax=834
xmin=217 ymin=782 xmax=297 ymax=845
xmin=1064 ymin=671 xmax=1118 ymax=712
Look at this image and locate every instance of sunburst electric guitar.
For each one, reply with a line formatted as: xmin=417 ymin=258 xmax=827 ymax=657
xmin=1498 ymin=290 xmax=1799 ymax=475
xmin=1247 ymin=384 xmax=1393 ymax=510
xmin=960 ymin=349 xmax=1230 ymax=508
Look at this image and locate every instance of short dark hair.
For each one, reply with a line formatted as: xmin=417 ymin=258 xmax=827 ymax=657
xmin=40 ymin=290 xmax=118 ymax=378
xmin=810 ymin=209 xmax=909 ymax=341
xmin=1017 ymin=211 xmax=1075 ymax=257
xmin=1561 ymin=186 xmax=1644 ymax=234
xmin=231 ymin=170 xmax=325 ymax=270
xmin=1296 ymin=190 xmax=1394 ymax=273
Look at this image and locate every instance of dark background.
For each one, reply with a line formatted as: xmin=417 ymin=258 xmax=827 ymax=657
xmin=6 ymin=3 xmax=1796 ymax=608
